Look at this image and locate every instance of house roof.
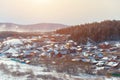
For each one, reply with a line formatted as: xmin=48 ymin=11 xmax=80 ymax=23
xmin=3 ymin=47 xmax=18 ymax=54
xmin=3 ymin=39 xmax=23 ymax=45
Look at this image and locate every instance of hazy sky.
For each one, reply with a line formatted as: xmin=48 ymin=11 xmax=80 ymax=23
xmin=0 ymin=0 xmax=120 ymax=25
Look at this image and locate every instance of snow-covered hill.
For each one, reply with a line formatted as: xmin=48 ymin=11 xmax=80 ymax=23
xmin=0 ymin=23 xmax=67 ymax=32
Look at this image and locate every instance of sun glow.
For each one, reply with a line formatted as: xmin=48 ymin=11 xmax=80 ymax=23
xmin=31 ymin=0 xmax=51 ymax=5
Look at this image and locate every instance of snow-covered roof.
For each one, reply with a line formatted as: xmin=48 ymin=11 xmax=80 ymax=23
xmin=3 ymin=47 xmax=18 ymax=54
xmin=106 ymin=62 xmax=119 ymax=67
xmin=25 ymin=44 xmax=32 ymax=49
xmin=22 ymin=39 xmax=32 ymax=43
xmin=68 ymin=40 xmax=74 ymax=43
xmin=104 ymin=42 xmax=109 ymax=45
xmin=23 ymin=51 xmax=31 ymax=55
xmin=54 ymin=50 xmax=59 ymax=55
xmin=3 ymin=39 xmax=23 ymax=45
xmin=115 ymin=42 xmax=120 ymax=47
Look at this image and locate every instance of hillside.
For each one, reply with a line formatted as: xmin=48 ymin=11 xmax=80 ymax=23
xmin=0 ymin=23 xmax=67 ymax=32
xmin=56 ymin=20 xmax=120 ymax=43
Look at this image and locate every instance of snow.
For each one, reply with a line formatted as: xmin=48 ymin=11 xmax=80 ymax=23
xmin=0 ymin=57 xmax=118 ymax=80
xmin=25 ymin=44 xmax=32 ymax=49
xmin=0 ymin=57 xmax=45 ymax=80
xmin=0 ymin=37 xmax=120 ymax=80
xmin=115 ymin=42 xmax=120 ymax=47
xmin=40 ymin=52 xmax=47 ymax=56
xmin=22 ymin=39 xmax=32 ymax=43
xmin=72 ymin=75 xmax=119 ymax=80
xmin=96 ymin=67 xmax=104 ymax=70
xmin=0 ymin=55 xmax=119 ymax=80
xmin=3 ymin=48 xmax=18 ymax=54
xmin=0 ymin=71 xmax=27 ymax=80
xmin=105 ymin=42 xmax=109 ymax=45
xmin=105 ymin=77 xmax=119 ymax=80
xmin=96 ymin=61 xmax=105 ymax=66
xmin=107 ymin=62 xmax=119 ymax=67
xmin=3 ymin=39 xmax=23 ymax=45
xmin=0 ymin=57 xmax=64 ymax=80
xmin=71 ymin=58 xmax=80 ymax=61
xmin=68 ymin=40 xmax=74 ymax=43
xmin=102 ymin=57 xmax=109 ymax=60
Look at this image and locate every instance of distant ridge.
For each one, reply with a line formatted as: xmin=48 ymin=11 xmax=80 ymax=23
xmin=0 ymin=23 xmax=67 ymax=32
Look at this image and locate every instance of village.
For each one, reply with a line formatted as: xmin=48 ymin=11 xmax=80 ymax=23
xmin=0 ymin=32 xmax=120 ymax=78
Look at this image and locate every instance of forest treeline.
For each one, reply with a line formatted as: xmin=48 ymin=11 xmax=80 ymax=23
xmin=56 ymin=20 xmax=120 ymax=43
xmin=0 ymin=31 xmax=42 ymax=40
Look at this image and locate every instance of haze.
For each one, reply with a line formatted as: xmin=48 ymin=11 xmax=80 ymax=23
xmin=0 ymin=0 xmax=120 ymax=25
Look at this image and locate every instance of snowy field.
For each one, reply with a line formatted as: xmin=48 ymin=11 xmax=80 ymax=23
xmin=0 ymin=57 xmax=119 ymax=80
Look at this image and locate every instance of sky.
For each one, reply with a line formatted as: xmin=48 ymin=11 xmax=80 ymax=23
xmin=0 ymin=0 xmax=120 ymax=25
